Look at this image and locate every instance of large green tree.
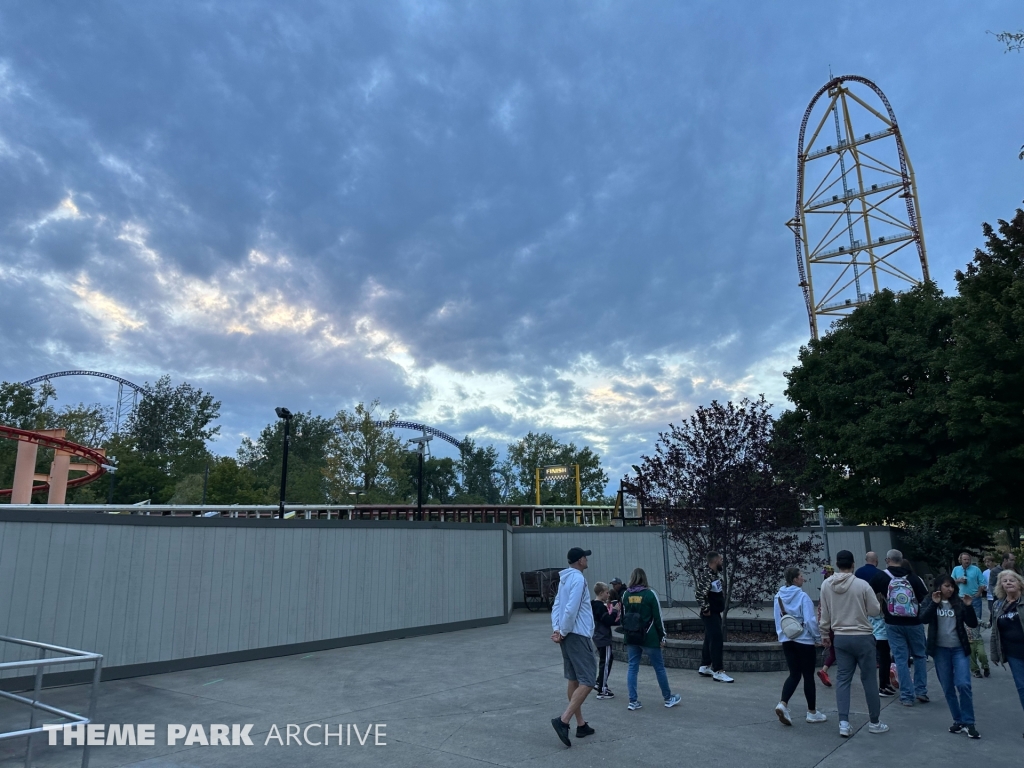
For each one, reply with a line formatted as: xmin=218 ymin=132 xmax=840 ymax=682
xmin=325 ymin=401 xmax=411 ymax=502
xmin=778 ymin=283 xmax=988 ymax=556
xmin=503 ymin=432 xmax=609 ymax=504
xmin=945 ymin=210 xmax=1024 ymax=536
xmin=124 ymin=375 xmax=221 ymax=477
xmin=238 ymin=411 xmax=334 ymax=504
xmin=454 ymin=437 xmax=504 ymax=503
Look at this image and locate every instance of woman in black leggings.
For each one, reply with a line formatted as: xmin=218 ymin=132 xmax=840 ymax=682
xmin=774 ymin=566 xmax=827 ymax=725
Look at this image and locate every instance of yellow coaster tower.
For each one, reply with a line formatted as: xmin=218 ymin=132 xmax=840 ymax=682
xmin=787 ymin=75 xmax=929 ymax=340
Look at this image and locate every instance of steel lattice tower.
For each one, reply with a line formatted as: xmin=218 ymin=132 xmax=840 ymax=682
xmin=786 ymin=75 xmax=929 ymax=340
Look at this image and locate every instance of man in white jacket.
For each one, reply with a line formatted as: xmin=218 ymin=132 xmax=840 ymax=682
xmin=550 ymin=547 xmax=596 ymax=748
xmin=820 ymin=550 xmax=888 ymax=738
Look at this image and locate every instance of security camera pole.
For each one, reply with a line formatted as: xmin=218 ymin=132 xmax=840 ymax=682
xmin=408 ymin=430 xmax=432 ymax=521
xmin=275 ymin=407 xmax=293 ymax=519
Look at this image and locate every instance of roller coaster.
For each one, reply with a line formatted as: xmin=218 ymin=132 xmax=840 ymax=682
xmin=22 ymin=370 xmax=148 ymax=435
xmin=786 ymin=75 xmax=929 ymax=340
xmin=372 ymin=420 xmax=463 ymax=449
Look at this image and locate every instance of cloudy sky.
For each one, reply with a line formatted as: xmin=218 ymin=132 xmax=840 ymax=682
xmin=1 ymin=2 xmax=1021 ymax=484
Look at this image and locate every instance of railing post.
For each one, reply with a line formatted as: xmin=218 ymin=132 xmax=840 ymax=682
xmin=81 ymin=656 xmax=103 ymax=768
xmin=24 ymin=646 xmax=45 ymax=768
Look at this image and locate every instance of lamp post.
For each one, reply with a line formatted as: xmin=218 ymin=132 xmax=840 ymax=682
xmin=817 ymin=504 xmax=831 ymax=563
xmin=275 ymin=407 xmax=293 ymax=519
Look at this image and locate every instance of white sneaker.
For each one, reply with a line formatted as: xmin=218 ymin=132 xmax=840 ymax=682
xmin=713 ymin=671 xmax=734 ymax=683
xmin=774 ymin=702 xmax=792 ymax=726
xmin=806 ymin=711 xmax=827 ymax=723
xmin=867 ymin=722 xmax=889 ymax=734
xmin=697 ymin=665 xmax=713 ymax=677
xmin=839 ymin=721 xmax=852 ymax=738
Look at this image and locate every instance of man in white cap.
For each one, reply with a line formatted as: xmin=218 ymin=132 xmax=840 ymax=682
xmin=550 ymin=547 xmax=596 ymax=748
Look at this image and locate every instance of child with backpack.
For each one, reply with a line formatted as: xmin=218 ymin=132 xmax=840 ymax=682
xmin=621 ymin=568 xmax=681 ymax=711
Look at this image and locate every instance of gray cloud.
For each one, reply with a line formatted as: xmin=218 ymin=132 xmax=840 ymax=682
xmin=1 ymin=1 xmax=1021 ymax=486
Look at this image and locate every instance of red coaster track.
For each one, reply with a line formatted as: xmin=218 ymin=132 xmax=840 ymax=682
xmin=0 ymin=425 xmax=108 ymax=497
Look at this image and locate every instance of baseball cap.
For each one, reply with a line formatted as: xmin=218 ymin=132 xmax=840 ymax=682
xmin=610 ymin=577 xmax=623 ymax=585
xmin=567 ymin=547 xmax=592 ymax=564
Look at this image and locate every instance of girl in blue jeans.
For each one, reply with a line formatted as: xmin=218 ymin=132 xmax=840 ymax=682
xmin=621 ymin=568 xmax=681 ymax=710
xmin=990 ymin=569 xmax=1024 ymax=739
xmin=919 ymin=575 xmax=979 ymax=738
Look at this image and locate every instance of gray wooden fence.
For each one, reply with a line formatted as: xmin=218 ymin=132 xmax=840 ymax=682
xmin=0 ymin=510 xmax=889 ymax=686
xmin=0 ymin=512 xmax=510 ymax=686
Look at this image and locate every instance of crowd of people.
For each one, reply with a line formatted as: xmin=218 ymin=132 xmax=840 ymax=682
xmin=547 ymin=545 xmax=1024 ymax=749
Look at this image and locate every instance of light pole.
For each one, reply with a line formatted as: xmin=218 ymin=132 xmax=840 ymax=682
xmin=275 ymin=407 xmax=293 ymax=519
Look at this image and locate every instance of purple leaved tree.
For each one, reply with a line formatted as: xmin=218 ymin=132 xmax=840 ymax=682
xmin=628 ymin=397 xmax=823 ymax=637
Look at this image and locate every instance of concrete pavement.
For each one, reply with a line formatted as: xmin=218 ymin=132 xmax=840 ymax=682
xmin=0 ymin=610 xmax=1020 ymax=767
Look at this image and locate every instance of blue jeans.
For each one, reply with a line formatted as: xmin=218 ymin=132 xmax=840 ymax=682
xmin=933 ymin=646 xmax=974 ymax=725
xmin=887 ymin=623 xmax=928 ymax=702
xmin=626 ymin=644 xmax=672 ymax=703
xmin=1008 ymin=656 xmax=1024 ymax=715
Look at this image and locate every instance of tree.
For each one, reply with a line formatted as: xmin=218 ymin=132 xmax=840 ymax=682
xmin=239 ymin=412 xmax=334 ymax=504
xmin=124 ymin=375 xmax=221 ymax=477
xmin=779 ymin=284 xmax=992 ymax=550
xmin=205 ymin=456 xmax=268 ymax=505
xmin=0 ymin=382 xmax=51 ymax=495
xmin=325 ymin=401 xmax=411 ymax=502
xmin=946 ymin=210 xmax=1024 ymax=542
xmin=503 ymin=432 xmax=609 ymax=504
xmin=630 ymin=397 xmax=821 ymax=629
xmin=454 ymin=438 xmax=504 ymax=503
xmin=396 ymin=453 xmax=458 ymax=504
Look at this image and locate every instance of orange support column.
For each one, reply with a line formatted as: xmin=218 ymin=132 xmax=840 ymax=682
xmin=47 ymin=450 xmax=72 ymax=504
xmin=11 ymin=441 xmax=39 ymax=504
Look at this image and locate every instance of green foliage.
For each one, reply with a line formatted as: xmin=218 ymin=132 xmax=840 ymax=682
xmin=503 ymin=431 xmax=609 ymax=504
xmin=454 ymin=438 xmax=504 ymax=503
xmin=781 ymin=209 xmax=1024 ymax=562
xmin=206 ymin=456 xmax=268 ymax=505
xmin=325 ymin=401 xmax=411 ymax=502
xmin=125 ymin=375 xmax=221 ymax=477
xmin=238 ymin=411 xmax=334 ymax=504
xmin=946 ymin=210 xmax=1024 ymax=531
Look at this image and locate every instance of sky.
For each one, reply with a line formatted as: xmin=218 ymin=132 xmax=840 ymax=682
xmin=0 ymin=2 xmax=1021 ymax=486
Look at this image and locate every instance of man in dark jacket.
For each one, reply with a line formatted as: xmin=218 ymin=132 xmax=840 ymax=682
xmin=855 ymin=552 xmax=882 ymax=583
xmin=694 ymin=552 xmax=733 ymax=683
xmin=869 ymin=549 xmax=930 ymax=706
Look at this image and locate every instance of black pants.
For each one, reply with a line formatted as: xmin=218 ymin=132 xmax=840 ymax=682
xmin=781 ymin=641 xmax=816 ymax=710
xmin=876 ymin=639 xmax=891 ymax=689
xmin=596 ymin=645 xmax=614 ymax=693
xmin=701 ymin=614 xmax=723 ymax=671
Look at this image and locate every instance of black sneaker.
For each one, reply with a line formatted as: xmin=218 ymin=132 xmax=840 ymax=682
xmin=983 ymin=668 xmax=991 ymax=678
xmin=965 ymin=726 xmax=980 ymax=739
xmin=551 ymin=717 xmax=571 ymax=747
xmin=879 ymin=687 xmax=895 ymax=698
xmin=916 ymin=695 xmax=930 ymax=703
xmin=575 ymin=723 xmax=595 ymax=738
xmin=949 ymin=723 xmax=965 ymax=734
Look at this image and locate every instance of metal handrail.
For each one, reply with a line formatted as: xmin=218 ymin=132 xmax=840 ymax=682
xmin=0 ymin=636 xmax=102 ymax=768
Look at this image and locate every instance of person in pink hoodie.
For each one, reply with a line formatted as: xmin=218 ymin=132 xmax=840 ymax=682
xmin=819 ymin=550 xmax=888 ymax=738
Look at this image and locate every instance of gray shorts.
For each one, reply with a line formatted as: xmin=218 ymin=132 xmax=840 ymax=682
xmin=560 ymin=633 xmax=597 ymax=688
